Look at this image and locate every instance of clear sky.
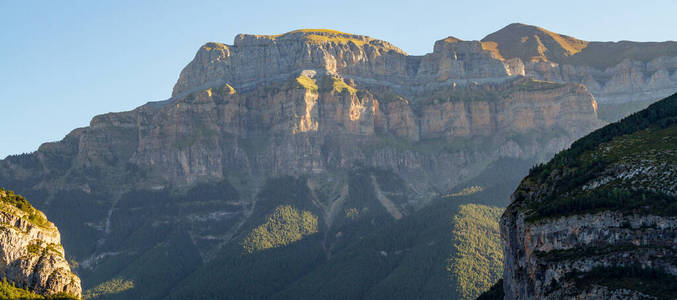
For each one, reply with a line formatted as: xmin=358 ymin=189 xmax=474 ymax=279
xmin=1 ymin=0 xmax=676 ymax=158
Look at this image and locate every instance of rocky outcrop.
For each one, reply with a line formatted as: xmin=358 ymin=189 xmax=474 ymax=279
xmin=175 ymin=25 xmax=677 ymax=114
xmin=502 ymin=210 xmax=676 ymax=299
xmin=524 ymin=57 xmax=677 ymax=104
xmin=483 ymin=23 xmax=677 ymax=105
xmin=500 ymin=94 xmax=677 ymax=299
xmin=171 ymin=29 xmax=525 ymax=99
xmin=0 ymin=189 xmax=81 ymax=298
xmin=13 ymin=74 xmax=599 ymax=193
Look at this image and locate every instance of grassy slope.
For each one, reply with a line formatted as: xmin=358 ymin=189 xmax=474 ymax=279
xmin=0 ymin=279 xmax=79 ymax=300
xmin=164 ymin=159 xmax=531 ymax=300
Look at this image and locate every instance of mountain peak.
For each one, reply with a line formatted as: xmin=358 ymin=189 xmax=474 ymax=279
xmin=482 ymin=23 xmax=588 ymax=63
xmin=231 ymin=28 xmax=405 ymax=53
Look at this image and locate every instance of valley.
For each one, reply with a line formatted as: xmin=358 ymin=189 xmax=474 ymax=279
xmin=1 ymin=23 xmax=676 ymax=299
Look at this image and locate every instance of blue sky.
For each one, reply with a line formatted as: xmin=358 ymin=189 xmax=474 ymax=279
xmin=1 ymin=0 xmax=676 ymax=158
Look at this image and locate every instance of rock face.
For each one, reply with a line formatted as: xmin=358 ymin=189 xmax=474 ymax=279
xmin=8 ymin=29 xmax=599 ymax=195
xmin=483 ymin=23 xmax=677 ymax=105
xmin=171 ymin=29 xmax=524 ymax=99
xmin=0 ymin=189 xmax=82 ymax=298
xmin=59 ymin=75 xmax=598 ymax=190
xmin=500 ymin=94 xmax=677 ymax=299
xmin=0 ymin=25 xmax=674 ymax=298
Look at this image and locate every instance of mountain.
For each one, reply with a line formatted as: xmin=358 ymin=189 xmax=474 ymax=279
xmin=482 ymin=23 xmax=590 ymax=64
xmin=0 ymin=25 xmax=673 ymax=299
xmin=0 ymin=188 xmax=81 ymax=299
xmin=500 ymin=93 xmax=677 ymax=299
xmin=483 ymin=23 xmax=677 ymax=122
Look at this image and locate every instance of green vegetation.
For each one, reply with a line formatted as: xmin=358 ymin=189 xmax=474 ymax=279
xmin=568 ymin=266 xmax=677 ymax=299
xmin=26 ymin=243 xmax=42 ymax=256
xmin=448 ymin=204 xmax=504 ymax=299
xmin=305 ymin=34 xmax=366 ymax=46
xmin=26 ymin=243 xmax=63 ymax=257
xmin=0 ymin=278 xmax=43 ymax=300
xmin=202 ymin=42 xmax=227 ymax=51
xmin=0 ymin=188 xmax=50 ymax=228
xmin=318 ymin=76 xmax=356 ymax=94
xmin=529 ymin=92 xmax=677 ymax=180
xmin=272 ymin=29 xmax=350 ymax=37
xmin=1 ymin=188 xmax=36 ymax=215
xmin=211 ymin=84 xmax=236 ymax=97
xmin=344 ymin=207 xmax=360 ymax=220
xmin=166 ymin=176 xmax=326 ymax=299
xmin=83 ymin=277 xmax=134 ymax=299
xmin=368 ymin=88 xmax=409 ymax=105
xmin=242 ymin=205 xmax=318 ymax=253
xmin=506 ymin=78 xmax=564 ymax=93
xmin=166 ymin=162 xmax=524 ymax=299
xmin=270 ymin=29 xmax=368 ymax=46
xmin=522 ymin=92 xmax=677 ymax=220
xmin=445 ymin=186 xmax=484 ymax=198
xmin=2 ymin=155 xmax=531 ymax=300
xmin=0 ymin=278 xmax=79 ymax=300
xmin=295 ymin=75 xmax=318 ymax=92
xmin=527 ymin=187 xmax=677 ymax=222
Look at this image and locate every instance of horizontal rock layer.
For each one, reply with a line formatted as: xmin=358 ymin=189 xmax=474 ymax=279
xmin=174 ymin=25 xmax=677 ymax=107
xmin=9 ymin=76 xmax=600 ymax=194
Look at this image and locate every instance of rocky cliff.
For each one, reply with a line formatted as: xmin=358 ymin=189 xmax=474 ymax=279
xmin=0 ymin=30 xmax=603 ymax=200
xmin=501 ymin=93 xmax=677 ymax=299
xmin=171 ymin=29 xmax=524 ymax=99
xmin=40 ymin=75 xmax=598 ymax=189
xmin=0 ymin=188 xmax=81 ymax=298
xmin=483 ymin=23 xmax=677 ymax=107
xmin=0 ymin=25 xmax=674 ymax=299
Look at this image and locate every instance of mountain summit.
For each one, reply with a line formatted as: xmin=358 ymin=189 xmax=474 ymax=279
xmin=1 ymin=24 xmax=676 ymax=299
xmin=481 ymin=23 xmax=589 ymax=63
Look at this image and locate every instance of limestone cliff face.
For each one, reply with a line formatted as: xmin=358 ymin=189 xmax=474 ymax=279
xmin=525 ymin=57 xmax=677 ymax=104
xmin=483 ymin=23 xmax=677 ymax=105
xmin=0 ymin=32 xmax=603 ymax=281
xmin=500 ymin=94 xmax=677 ymax=299
xmin=4 ymin=26 xmax=673 ymax=297
xmin=176 ymin=25 xmax=677 ymax=112
xmin=19 ymin=74 xmax=599 ymax=196
xmin=172 ymin=30 xmax=524 ymax=99
xmin=502 ymin=211 xmax=676 ymax=299
xmin=0 ymin=189 xmax=81 ymax=298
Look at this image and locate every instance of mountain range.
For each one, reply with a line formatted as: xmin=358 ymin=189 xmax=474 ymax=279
xmin=1 ymin=23 xmax=676 ymax=299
